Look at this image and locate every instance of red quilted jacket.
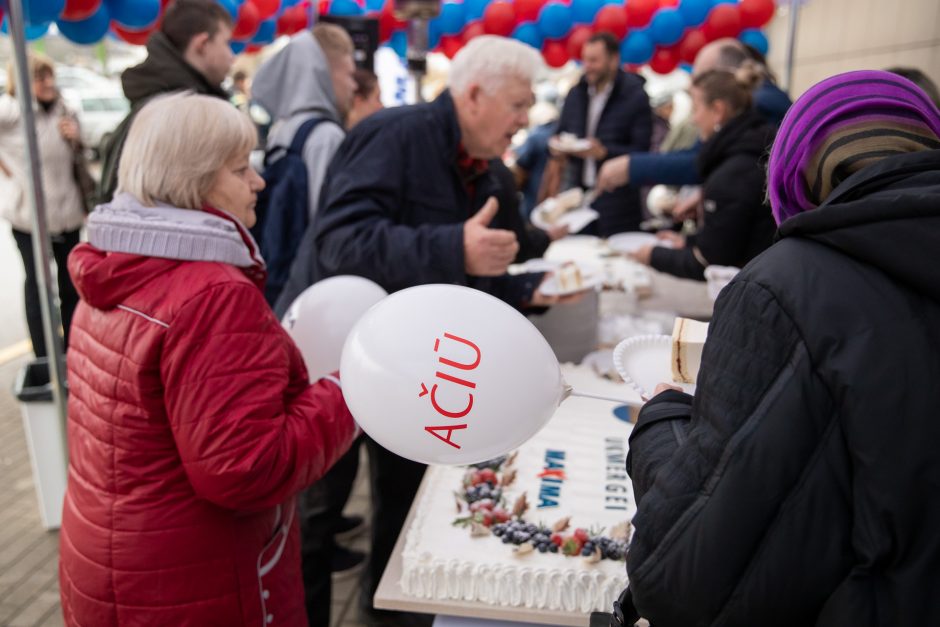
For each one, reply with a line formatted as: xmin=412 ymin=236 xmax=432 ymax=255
xmin=59 ymin=201 xmax=356 ymax=626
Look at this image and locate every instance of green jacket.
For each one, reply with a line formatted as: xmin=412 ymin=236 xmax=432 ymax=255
xmin=97 ymin=32 xmax=229 ymax=205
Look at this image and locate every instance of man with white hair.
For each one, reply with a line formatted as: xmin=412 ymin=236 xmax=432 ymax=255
xmin=279 ymin=35 xmax=558 ymax=626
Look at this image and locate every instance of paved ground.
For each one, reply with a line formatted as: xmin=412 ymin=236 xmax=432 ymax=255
xmin=0 ymin=352 xmax=373 ymax=627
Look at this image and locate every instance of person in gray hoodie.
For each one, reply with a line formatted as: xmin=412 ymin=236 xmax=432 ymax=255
xmin=251 ymin=23 xmax=356 ymax=305
xmin=251 ymin=23 xmax=361 ymax=627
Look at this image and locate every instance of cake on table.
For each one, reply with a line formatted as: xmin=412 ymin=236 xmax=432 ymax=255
xmin=670 ymin=317 xmax=709 ymax=384
xmin=399 ymin=366 xmax=635 ymax=614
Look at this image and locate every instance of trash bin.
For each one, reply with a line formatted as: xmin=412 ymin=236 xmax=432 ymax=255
xmin=14 ymin=358 xmax=67 ymax=530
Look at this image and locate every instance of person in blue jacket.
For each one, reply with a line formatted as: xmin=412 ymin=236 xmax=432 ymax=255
xmin=552 ymin=32 xmax=653 ymax=235
xmin=596 ymin=38 xmax=791 ymax=193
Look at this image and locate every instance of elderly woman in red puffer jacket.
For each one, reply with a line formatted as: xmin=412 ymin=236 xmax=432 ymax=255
xmin=59 ymin=92 xmax=357 ymax=627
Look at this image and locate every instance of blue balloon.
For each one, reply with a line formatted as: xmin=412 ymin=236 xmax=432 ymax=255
xmin=511 ymin=22 xmax=542 ymax=49
xmin=650 ymin=8 xmax=684 ymax=46
xmin=465 ymin=0 xmax=489 ymax=21
xmin=679 ymin=62 xmax=693 ymax=73
xmin=217 ymin=0 xmax=241 ymax=20
xmin=620 ymin=29 xmax=654 ymax=64
xmin=437 ymin=2 xmax=466 ymax=36
xmin=21 ymin=0 xmax=65 ymax=26
xmin=537 ymin=2 xmax=572 ymax=40
xmin=739 ymin=28 xmax=769 ymax=56
xmin=427 ymin=19 xmax=441 ymax=49
xmin=678 ymin=0 xmax=710 ymax=27
xmin=711 ymin=0 xmax=738 ymax=5
xmin=330 ymin=0 xmax=365 ymax=16
xmin=365 ymin=0 xmax=385 ymax=11
xmin=571 ymin=0 xmax=603 ymax=24
xmin=230 ymin=40 xmax=247 ymax=54
xmin=58 ymin=4 xmax=111 ymax=45
xmin=106 ymin=0 xmax=161 ymax=29
xmin=1 ymin=17 xmax=51 ymax=40
xmin=251 ymin=18 xmax=277 ymax=44
xmin=388 ymin=30 xmax=406 ymax=58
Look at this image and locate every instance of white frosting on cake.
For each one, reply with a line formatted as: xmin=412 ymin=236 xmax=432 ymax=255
xmin=400 ymin=367 xmax=635 ymax=613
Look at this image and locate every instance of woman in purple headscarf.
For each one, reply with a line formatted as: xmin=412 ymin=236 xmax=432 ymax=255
xmin=616 ymin=71 xmax=940 ymax=627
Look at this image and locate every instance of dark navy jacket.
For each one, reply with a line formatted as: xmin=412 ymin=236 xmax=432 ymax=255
xmin=274 ymin=91 xmax=542 ymax=316
xmin=557 ymin=70 xmax=652 ymax=235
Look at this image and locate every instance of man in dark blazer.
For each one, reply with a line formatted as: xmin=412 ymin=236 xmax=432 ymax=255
xmin=553 ymin=32 xmax=652 ymax=235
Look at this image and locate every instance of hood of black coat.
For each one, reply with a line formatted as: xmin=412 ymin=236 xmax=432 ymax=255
xmin=777 ymin=149 xmax=940 ymax=302
xmin=121 ymin=33 xmax=228 ymax=105
xmin=698 ymin=109 xmax=775 ymax=179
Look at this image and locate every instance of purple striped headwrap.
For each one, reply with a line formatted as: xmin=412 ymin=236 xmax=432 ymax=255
xmin=767 ymin=70 xmax=940 ymax=225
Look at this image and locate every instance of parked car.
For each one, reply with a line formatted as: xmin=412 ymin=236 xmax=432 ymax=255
xmin=59 ymin=87 xmax=129 ymax=158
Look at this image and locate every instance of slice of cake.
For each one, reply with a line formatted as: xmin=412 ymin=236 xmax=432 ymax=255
xmin=556 ymin=262 xmax=583 ymax=292
xmin=671 ymin=317 xmax=709 ymax=384
xmin=541 ymin=188 xmax=584 ymax=224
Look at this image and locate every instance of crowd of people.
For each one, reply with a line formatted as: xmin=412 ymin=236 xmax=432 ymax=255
xmin=2 ymin=0 xmax=939 ymax=625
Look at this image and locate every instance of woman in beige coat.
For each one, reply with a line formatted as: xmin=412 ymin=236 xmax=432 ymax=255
xmin=0 ymin=54 xmax=86 ymax=357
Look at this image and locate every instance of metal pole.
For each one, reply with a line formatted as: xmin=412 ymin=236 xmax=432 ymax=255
xmin=406 ymin=18 xmax=429 ymax=103
xmin=7 ymin=0 xmax=70 ymax=438
xmin=784 ymin=0 xmax=801 ymax=94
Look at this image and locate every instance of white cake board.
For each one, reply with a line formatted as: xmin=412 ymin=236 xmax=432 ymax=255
xmin=374 ymin=364 xmax=638 ymax=626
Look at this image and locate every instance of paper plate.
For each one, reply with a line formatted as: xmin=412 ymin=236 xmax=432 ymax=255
xmin=548 ymin=136 xmax=593 ymax=153
xmin=607 ymin=232 xmax=673 ymax=255
xmin=538 ymin=269 xmax=604 ymax=297
xmin=612 ymin=334 xmax=696 ymax=400
xmin=531 ymin=206 xmax=600 ymax=233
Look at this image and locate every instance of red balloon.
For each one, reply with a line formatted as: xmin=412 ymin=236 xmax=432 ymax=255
xmin=593 ymin=5 xmax=627 ymax=40
xmin=111 ymin=22 xmax=154 ymax=45
xmin=542 ymin=39 xmax=569 ymax=68
xmin=462 ymin=21 xmax=486 ymax=44
xmin=318 ymin=0 xmax=330 ymax=16
xmin=703 ymin=4 xmax=742 ymax=41
xmin=378 ymin=0 xmax=407 ymax=41
xmin=515 ymin=0 xmax=547 ymax=22
xmin=440 ymin=35 xmax=463 ymax=59
xmin=276 ymin=5 xmax=309 ymax=35
xmin=253 ymin=0 xmax=280 ymax=19
xmin=678 ymin=28 xmax=707 ymax=63
xmin=482 ymin=1 xmax=515 ymax=37
xmin=566 ymin=24 xmax=592 ymax=61
xmin=61 ymin=0 xmax=101 ymax=21
xmin=232 ymin=0 xmax=262 ymax=40
xmin=648 ymin=46 xmax=679 ymax=74
xmin=246 ymin=44 xmax=264 ymax=54
xmin=658 ymin=0 xmax=679 ymax=7
xmin=625 ymin=0 xmax=657 ymax=28
xmin=739 ymin=0 xmax=775 ymax=28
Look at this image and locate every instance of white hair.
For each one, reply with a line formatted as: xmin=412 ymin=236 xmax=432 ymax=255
xmin=118 ymin=92 xmax=256 ymax=209
xmin=449 ymin=35 xmax=543 ymax=96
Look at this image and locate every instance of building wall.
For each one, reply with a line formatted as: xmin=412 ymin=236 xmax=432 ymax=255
xmin=764 ymin=0 xmax=940 ymax=98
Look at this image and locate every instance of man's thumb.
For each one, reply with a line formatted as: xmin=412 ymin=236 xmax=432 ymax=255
xmin=469 ymin=196 xmax=499 ymax=226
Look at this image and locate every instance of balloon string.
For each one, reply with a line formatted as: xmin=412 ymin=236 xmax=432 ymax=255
xmin=567 ymin=388 xmax=638 ymax=405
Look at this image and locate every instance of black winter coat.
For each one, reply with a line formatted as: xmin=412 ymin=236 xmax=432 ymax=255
xmin=274 ymin=91 xmax=542 ymax=316
xmin=557 ymin=71 xmax=652 ymax=236
xmin=626 ymin=149 xmax=940 ymax=626
xmin=650 ymin=110 xmax=776 ymax=280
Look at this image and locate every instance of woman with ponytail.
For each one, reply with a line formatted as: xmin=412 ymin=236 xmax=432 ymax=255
xmin=631 ymin=61 xmax=776 ymax=280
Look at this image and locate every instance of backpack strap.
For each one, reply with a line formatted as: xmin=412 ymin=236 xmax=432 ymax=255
xmin=264 ymin=116 xmax=336 ymax=167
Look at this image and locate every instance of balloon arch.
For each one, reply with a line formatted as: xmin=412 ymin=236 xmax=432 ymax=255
xmin=2 ymin=0 xmax=775 ymax=72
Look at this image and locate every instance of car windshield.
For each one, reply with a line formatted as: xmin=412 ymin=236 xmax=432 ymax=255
xmin=81 ymin=97 xmax=129 ymax=113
